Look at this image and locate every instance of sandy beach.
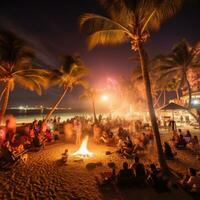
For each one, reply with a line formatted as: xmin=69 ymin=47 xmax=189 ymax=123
xmin=0 ymin=131 xmax=198 ymax=200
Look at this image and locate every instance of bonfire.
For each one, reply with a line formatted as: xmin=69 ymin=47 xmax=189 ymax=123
xmin=73 ymin=136 xmax=93 ymax=157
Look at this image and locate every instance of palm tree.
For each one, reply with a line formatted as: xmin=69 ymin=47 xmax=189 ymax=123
xmin=0 ymin=30 xmax=48 ymax=124
xmin=154 ymin=40 xmax=200 ymax=108
xmin=80 ymin=0 xmax=183 ymax=170
xmin=154 ymin=76 xmax=181 ymax=106
xmin=166 ymin=79 xmax=181 ymax=100
xmin=45 ymin=55 xmax=88 ymax=121
xmin=80 ymin=87 xmax=97 ymax=123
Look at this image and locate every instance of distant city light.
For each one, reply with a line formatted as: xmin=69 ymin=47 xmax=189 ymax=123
xmin=19 ymin=106 xmax=24 ymax=110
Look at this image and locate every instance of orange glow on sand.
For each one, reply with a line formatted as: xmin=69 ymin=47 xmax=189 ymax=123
xmin=72 ymin=136 xmax=93 ymax=157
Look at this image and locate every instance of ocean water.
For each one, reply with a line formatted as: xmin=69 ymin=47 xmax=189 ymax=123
xmin=6 ymin=109 xmax=91 ymax=123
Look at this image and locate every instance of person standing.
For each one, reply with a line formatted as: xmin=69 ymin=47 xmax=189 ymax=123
xmin=76 ymin=120 xmax=82 ymax=145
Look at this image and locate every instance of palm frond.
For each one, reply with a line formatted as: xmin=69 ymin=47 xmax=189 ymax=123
xmin=80 ymin=13 xmax=132 ymax=49
xmin=87 ymin=29 xmax=128 ymax=50
xmin=146 ymin=0 xmax=183 ymax=30
xmin=80 ymin=13 xmax=132 ymax=35
xmin=14 ymin=74 xmax=42 ymax=95
xmin=74 ymin=80 xmax=89 ymax=89
xmin=49 ymin=54 xmax=88 ymax=91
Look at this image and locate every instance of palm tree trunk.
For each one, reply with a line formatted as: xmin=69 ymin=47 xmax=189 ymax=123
xmin=0 ymin=81 xmax=10 ymax=124
xmin=45 ymin=88 xmax=68 ymax=122
xmin=176 ymin=89 xmax=180 ymax=100
xmin=185 ymin=75 xmax=192 ymax=108
xmin=0 ymin=87 xmax=6 ymax=105
xmin=137 ymin=43 xmax=168 ymax=171
xmin=92 ymin=98 xmax=97 ymax=123
xmin=153 ymin=91 xmax=163 ymax=108
xmin=163 ymin=90 xmax=166 ymax=106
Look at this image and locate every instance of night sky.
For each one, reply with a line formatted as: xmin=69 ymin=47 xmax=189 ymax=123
xmin=0 ymin=0 xmax=200 ymax=109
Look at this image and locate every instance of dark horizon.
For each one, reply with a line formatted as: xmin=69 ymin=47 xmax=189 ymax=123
xmin=0 ymin=0 xmax=200 ymax=108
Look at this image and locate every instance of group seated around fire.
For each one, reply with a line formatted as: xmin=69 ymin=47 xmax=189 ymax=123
xmin=97 ymin=156 xmax=175 ymax=192
xmin=170 ymin=129 xmax=199 ymax=152
xmin=0 ymin=117 xmax=61 ymax=165
xmin=117 ymin=158 xmax=172 ymax=191
xmin=180 ymin=168 xmax=200 ymax=193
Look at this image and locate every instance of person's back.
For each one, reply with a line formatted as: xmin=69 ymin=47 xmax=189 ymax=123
xmin=185 ymin=130 xmax=191 ymax=138
xmin=176 ymin=135 xmax=186 ymax=148
xmin=188 ymin=176 xmax=200 ymax=189
xmin=187 ymin=168 xmax=200 ymax=192
xmin=132 ymin=157 xmax=145 ymax=177
xmin=179 ymin=135 xmax=186 ymax=145
xmin=164 ymin=142 xmax=174 ymax=159
xmin=134 ymin=163 xmax=146 ymax=187
xmin=148 ymin=164 xmax=161 ymax=186
xmin=131 ymin=157 xmax=146 ymax=186
xmin=193 ymin=136 xmax=199 ymax=145
xmin=125 ymin=136 xmax=133 ymax=149
xmin=181 ymin=168 xmax=200 ymax=193
xmin=119 ymin=168 xmax=133 ymax=178
xmin=118 ymin=162 xmax=134 ymax=186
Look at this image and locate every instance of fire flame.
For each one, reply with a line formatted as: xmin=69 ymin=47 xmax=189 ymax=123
xmin=73 ymin=136 xmax=93 ymax=157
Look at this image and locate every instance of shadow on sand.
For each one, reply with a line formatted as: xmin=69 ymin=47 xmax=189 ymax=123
xmin=98 ymin=183 xmax=193 ymax=200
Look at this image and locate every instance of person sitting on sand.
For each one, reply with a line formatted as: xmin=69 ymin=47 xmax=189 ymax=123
xmin=45 ymin=128 xmax=53 ymax=142
xmin=117 ymin=138 xmax=124 ymax=149
xmin=121 ymin=136 xmax=134 ymax=158
xmin=106 ymin=130 xmax=116 ymax=146
xmin=163 ymin=142 xmax=175 ymax=160
xmin=31 ymin=120 xmax=40 ymax=134
xmin=188 ymin=136 xmax=199 ymax=154
xmin=117 ymin=162 xmax=135 ymax=186
xmin=131 ymin=156 xmax=146 ymax=185
xmin=99 ymin=130 xmax=109 ymax=144
xmin=53 ymin=128 xmax=60 ymax=140
xmin=0 ymin=140 xmax=13 ymax=162
xmin=171 ymin=130 xmax=179 ymax=141
xmin=95 ymin=167 xmax=116 ymax=187
xmin=20 ymin=131 xmax=32 ymax=149
xmin=175 ymin=134 xmax=186 ymax=149
xmin=0 ymin=127 xmax=6 ymax=146
xmin=178 ymin=129 xmax=182 ymax=136
xmin=100 ymin=129 xmax=115 ymax=146
xmin=117 ymin=127 xmax=128 ymax=140
xmin=118 ymin=126 xmax=124 ymax=138
xmin=184 ymin=130 xmax=192 ymax=143
xmin=147 ymin=164 xmax=171 ymax=192
xmin=181 ymin=168 xmax=200 ymax=193
xmin=32 ymin=132 xmax=45 ymax=148
xmin=141 ymin=132 xmax=149 ymax=148
xmin=61 ymin=149 xmax=68 ymax=164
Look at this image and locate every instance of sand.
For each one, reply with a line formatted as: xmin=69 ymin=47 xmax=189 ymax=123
xmin=0 ymin=131 xmax=198 ymax=200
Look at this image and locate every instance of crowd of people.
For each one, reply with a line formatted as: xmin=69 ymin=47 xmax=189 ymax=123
xmin=98 ymin=156 xmax=173 ymax=192
xmin=0 ymin=114 xmax=200 ymax=195
xmin=169 ymin=129 xmax=200 ymax=152
xmin=0 ymin=116 xmax=61 ymax=165
xmin=62 ymin=115 xmax=200 ymax=194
